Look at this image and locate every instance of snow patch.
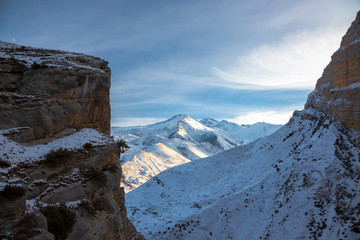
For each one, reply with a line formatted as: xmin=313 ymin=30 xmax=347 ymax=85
xmin=330 ymin=82 xmax=360 ymax=92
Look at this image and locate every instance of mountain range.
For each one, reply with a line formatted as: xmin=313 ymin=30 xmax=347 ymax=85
xmin=124 ymin=11 xmax=360 ymax=240
xmin=111 ymin=115 xmax=281 ymax=192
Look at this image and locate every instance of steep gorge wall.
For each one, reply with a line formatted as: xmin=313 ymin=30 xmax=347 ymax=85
xmin=0 ymin=43 xmax=142 ymax=240
xmin=305 ymin=11 xmax=360 ymax=131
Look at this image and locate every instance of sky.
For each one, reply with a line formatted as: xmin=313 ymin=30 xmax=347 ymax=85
xmin=0 ymin=0 xmax=359 ymax=126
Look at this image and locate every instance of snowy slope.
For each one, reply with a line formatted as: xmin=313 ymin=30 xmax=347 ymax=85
xmin=121 ymin=143 xmax=190 ymax=190
xmin=112 ymin=115 xmax=281 ymax=192
xmin=126 ymin=110 xmax=360 ymax=240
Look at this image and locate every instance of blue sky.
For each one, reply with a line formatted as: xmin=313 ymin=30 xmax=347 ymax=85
xmin=0 ymin=0 xmax=359 ymax=126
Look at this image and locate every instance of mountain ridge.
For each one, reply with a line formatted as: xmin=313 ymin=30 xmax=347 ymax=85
xmin=112 ymin=115 xmax=281 ymax=192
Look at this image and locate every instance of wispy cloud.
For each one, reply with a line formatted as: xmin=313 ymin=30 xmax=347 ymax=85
xmin=111 ymin=117 xmax=167 ymax=127
xmin=226 ymin=106 xmax=302 ymax=125
xmin=212 ymin=28 xmax=344 ymax=90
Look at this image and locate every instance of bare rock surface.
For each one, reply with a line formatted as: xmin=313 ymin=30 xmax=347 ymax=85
xmin=0 ymin=41 xmax=111 ymax=141
xmin=305 ymin=12 xmax=360 ymax=131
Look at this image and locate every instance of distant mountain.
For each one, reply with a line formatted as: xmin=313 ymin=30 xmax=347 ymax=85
xmin=111 ymin=115 xmax=281 ymax=192
xmin=200 ymin=118 xmax=282 ymax=144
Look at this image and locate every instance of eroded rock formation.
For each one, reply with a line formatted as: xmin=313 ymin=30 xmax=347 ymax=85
xmin=0 ymin=42 xmax=143 ymax=240
xmin=0 ymin=42 xmax=110 ymax=142
xmin=305 ymin=11 xmax=360 ymax=131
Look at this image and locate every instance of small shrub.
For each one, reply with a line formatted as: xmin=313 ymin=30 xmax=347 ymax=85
xmin=83 ymin=167 xmax=107 ymax=186
xmin=192 ymin=203 xmax=201 ymax=209
xmin=99 ymin=61 xmax=108 ymax=70
xmin=102 ymin=163 xmax=119 ymax=172
xmin=83 ymin=142 xmax=93 ymax=151
xmin=0 ymin=184 xmax=26 ymax=200
xmin=43 ymin=148 xmax=72 ymax=167
xmin=31 ymin=62 xmax=42 ymax=69
xmin=152 ymin=177 xmax=164 ymax=186
xmin=0 ymin=158 xmax=11 ymax=168
xmin=40 ymin=203 xmax=76 ymax=240
xmin=10 ymin=58 xmax=27 ymax=73
xmin=118 ymin=139 xmax=130 ymax=154
xmin=31 ymin=61 xmax=47 ymax=69
xmin=79 ymin=200 xmax=96 ymax=216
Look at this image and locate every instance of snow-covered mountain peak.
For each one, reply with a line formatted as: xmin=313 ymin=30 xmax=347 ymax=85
xmin=200 ymin=118 xmax=282 ymax=145
xmin=178 ymin=115 xmax=212 ymax=131
xmin=155 ymin=114 xmax=189 ymax=125
xmin=199 ymin=117 xmax=219 ymax=127
xmin=112 ymin=115 xmax=281 ymax=192
xmin=166 ymin=115 xmax=213 ymax=132
xmin=169 ymin=113 xmax=188 ymax=120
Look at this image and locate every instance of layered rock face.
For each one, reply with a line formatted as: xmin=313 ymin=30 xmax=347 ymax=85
xmin=305 ymin=11 xmax=360 ymax=131
xmin=0 ymin=42 xmax=111 ymax=141
xmin=0 ymin=43 xmax=142 ymax=240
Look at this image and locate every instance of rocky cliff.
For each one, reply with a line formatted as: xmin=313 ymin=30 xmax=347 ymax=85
xmin=0 ymin=42 xmax=143 ymax=240
xmin=0 ymin=41 xmax=110 ymax=142
xmin=305 ymin=11 xmax=360 ymax=131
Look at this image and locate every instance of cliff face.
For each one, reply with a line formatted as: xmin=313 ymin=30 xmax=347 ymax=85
xmin=0 ymin=43 xmax=142 ymax=240
xmin=0 ymin=42 xmax=110 ymax=142
xmin=305 ymin=12 xmax=360 ymax=131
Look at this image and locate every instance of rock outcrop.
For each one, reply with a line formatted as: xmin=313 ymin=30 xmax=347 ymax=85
xmin=0 ymin=43 xmax=143 ymax=240
xmin=305 ymin=11 xmax=360 ymax=131
xmin=0 ymin=42 xmax=110 ymax=142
